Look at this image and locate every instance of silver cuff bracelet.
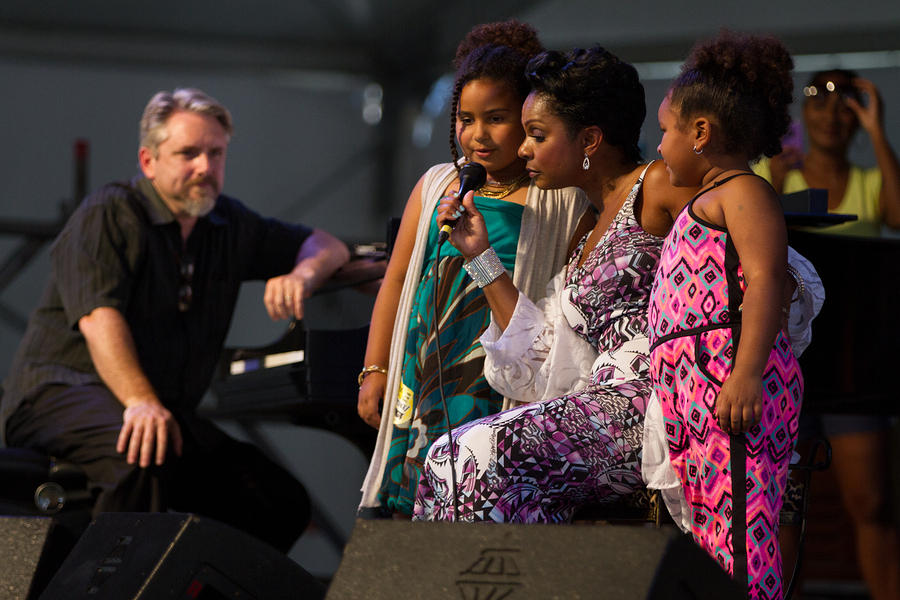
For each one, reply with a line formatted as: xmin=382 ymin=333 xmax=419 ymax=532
xmin=463 ymin=246 xmax=505 ymax=288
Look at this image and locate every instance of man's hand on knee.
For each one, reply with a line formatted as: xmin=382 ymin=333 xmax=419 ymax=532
xmin=117 ymin=399 xmax=184 ymax=467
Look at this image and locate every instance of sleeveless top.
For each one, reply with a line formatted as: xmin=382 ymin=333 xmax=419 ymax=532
xmin=648 ymin=173 xmax=753 ymax=348
xmin=564 ymin=162 xmax=662 ymax=359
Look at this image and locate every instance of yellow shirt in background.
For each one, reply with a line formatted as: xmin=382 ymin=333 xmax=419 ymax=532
xmin=754 ymin=157 xmax=883 ymax=235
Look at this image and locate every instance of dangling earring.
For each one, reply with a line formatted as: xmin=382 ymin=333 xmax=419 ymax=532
xmin=692 ymin=145 xmax=703 ymax=155
xmin=582 ymin=154 xmax=590 ymax=170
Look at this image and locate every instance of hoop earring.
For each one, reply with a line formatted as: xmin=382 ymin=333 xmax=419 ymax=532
xmin=582 ymin=154 xmax=590 ymax=170
xmin=692 ymin=145 xmax=703 ymax=155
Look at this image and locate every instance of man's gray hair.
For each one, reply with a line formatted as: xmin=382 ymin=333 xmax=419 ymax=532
xmin=139 ymin=88 xmax=233 ymax=155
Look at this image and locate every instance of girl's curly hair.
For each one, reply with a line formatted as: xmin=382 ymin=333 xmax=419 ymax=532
xmin=670 ymin=30 xmax=794 ymax=159
xmin=447 ymin=20 xmax=543 ymax=168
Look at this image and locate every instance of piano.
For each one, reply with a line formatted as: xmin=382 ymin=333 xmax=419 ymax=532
xmin=779 ymin=190 xmax=900 ymax=415
xmin=208 ymin=319 xmax=375 ymax=453
xmin=203 ymin=253 xmax=387 ymax=455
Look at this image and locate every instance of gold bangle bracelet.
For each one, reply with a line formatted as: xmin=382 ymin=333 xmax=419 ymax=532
xmin=358 ymin=365 xmax=388 ymax=387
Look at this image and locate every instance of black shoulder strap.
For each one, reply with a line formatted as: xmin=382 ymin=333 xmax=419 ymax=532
xmin=690 ymin=171 xmax=758 ymax=203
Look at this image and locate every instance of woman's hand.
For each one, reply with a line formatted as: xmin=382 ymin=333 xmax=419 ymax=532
xmin=714 ymin=370 xmax=763 ymax=435
xmin=847 ymin=78 xmax=885 ymax=138
xmin=436 ymin=190 xmax=490 ymax=259
xmin=357 ymin=371 xmax=386 ymax=429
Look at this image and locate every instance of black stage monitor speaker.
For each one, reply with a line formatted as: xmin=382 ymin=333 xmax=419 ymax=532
xmin=1 ymin=516 xmax=55 ymax=600
xmin=326 ymin=519 xmax=744 ymax=599
xmin=38 ymin=512 xmax=325 ymax=600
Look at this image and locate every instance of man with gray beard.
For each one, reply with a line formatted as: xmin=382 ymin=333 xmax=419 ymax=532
xmin=0 ymin=88 xmax=349 ymax=552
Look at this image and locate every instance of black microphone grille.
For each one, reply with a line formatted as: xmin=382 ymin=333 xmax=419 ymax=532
xmin=458 ymin=162 xmax=487 ymax=194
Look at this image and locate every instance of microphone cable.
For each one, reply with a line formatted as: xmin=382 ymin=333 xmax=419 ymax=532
xmin=428 ymin=162 xmax=484 ymax=522
xmin=432 ymin=235 xmax=461 ymax=521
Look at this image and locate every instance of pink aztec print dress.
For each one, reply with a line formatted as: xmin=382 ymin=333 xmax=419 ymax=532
xmin=648 ymin=173 xmax=803 ymax=600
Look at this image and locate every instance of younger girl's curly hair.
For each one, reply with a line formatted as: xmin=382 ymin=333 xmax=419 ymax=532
xmin=448 ymin=20 xmax=544 ymax=168
xmin=525 ymin=46 xmax=646 ymax=164
xmin=670 ymin=30 xmax=794 ymax=159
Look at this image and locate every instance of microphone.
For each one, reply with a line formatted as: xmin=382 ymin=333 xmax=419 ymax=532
xmin=437 ymin=162 xmax=487 ymax=244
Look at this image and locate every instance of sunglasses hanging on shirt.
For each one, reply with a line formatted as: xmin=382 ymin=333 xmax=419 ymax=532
xmin=178 ymin=256 xmax=195 ymax=312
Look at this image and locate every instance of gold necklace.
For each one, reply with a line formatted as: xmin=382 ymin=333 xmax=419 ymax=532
xmin=477 ymin=172 xmax=530 ymax=199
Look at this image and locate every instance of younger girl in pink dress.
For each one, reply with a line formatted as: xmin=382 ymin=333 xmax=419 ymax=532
xmin=648 ymin=31 xmax=802 ymax=600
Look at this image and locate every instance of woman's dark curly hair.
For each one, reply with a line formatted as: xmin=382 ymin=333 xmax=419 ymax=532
xmin=670 ymin=30 xmax=794 ymax=159
xmin=448 ymin=20 xmax=544 ymax=169
xmin=524 ymin=46 xmax=645 ymax=164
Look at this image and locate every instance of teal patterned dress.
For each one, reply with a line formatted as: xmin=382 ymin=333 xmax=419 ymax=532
xmin=377 ymin=196 xmax=524 ymax=514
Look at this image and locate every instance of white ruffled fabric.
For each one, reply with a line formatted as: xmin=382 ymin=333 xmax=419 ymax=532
xmin=641 ymin=392 xmax=693 ymax=531
xmin=786 ymin=247 xmax=825 ymax=356
xmin=480 ymin=268 xmax=596 ymax=404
